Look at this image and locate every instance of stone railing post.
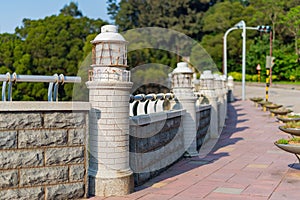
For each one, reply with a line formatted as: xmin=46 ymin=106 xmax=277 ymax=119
xmin=172 ymin=62 xmax=198 ymax=157
xmin=86 ymin=25 xmax=133 ymax=196
xmin=192 ymin=73 xmax=200 ymax=93
xmin=221 ymin=75 xmax=228 ymax=120
xmin=227 ymin=75 xmax=235 ymax=102
xmin=200 ymin=70 xmax=218 ymax=139
xmin=214 ymin=74 xmax=225 ymax=134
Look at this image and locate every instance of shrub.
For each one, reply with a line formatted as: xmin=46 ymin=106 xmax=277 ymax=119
xmin=270 ymin=74 xmax=279 ymax=82
xmin=228 ymin=71 xmax=242 ymax=81
xmin=276 ymin=138 xmax=288 ymax=144
xmin=252 ymin=74 xmax=258 ymax=82
xmin=246 ymin=74 xmax=253 ymax=81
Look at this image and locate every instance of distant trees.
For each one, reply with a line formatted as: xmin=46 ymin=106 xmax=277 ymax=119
xmin=108 ymin=0 xmax=218 ymax=40
xmin=0 ymin=2 xmax=106 ymax=100
xmin=280 ymin=6 xmax=300 ymax=57
xmin=108 ymin=0 xmax=300 ymax=82
xmin=0 ymin=1 xmax=299 ymax=102
xmin=60 ymin=2 xmax=83 ymax=17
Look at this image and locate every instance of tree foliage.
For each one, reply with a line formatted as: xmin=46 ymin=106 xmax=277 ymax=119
xmin=1 ymin=1 xmax=300 ymax=102
xmin=60 ymin=2 xmax=83 ymax=17
xmin=110 ymin=0 xmax=218 ymax=40
xmin=280 ymin=6 xmax=300 ymax=57
xmin=108 ymin=0 xmax=300 ymax=82
xmin=0 ymin=3 xmax=106 ymax=101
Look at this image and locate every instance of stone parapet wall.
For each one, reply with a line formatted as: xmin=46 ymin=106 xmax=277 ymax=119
xmin=129 ymin=110 xmax=186 ymax=186
xmin=196 ymin=105 xmax=211 ymax=149
xmin=0 ymin=102 xmax=90 ymax=200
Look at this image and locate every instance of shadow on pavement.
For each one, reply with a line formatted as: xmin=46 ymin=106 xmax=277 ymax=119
xmin=288 ymin=162 xmax=300 ymax=170
xmin=135 ymin=99 xmax=249 ymax=191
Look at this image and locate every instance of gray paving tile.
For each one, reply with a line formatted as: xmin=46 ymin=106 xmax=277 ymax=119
xmin=213 ymin=187 xmax=244 ymax=195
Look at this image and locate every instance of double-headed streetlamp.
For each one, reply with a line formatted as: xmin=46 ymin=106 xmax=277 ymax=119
xmin=223 ymin=20 xmax=246 ymax=100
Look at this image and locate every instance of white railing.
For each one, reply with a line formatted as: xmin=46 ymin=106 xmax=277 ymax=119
xmin=129 ymin=93 xmax=175 ymax=116
xmin=0 ymin=72 xmax=81 ymax=102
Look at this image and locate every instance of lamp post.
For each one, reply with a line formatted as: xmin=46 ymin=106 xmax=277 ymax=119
xmin=223 ymin=27 xmax=238 ymax=77
xmin=223 ymin=20 xmax=246 ymax=100
xmin=238 ymin=21 xmax=246 ymax=101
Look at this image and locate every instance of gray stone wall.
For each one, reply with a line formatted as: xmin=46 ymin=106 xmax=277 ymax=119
xmin=129 ymin=110 xmax=186 ymax=186
xmin=0 ymin=103 xmax=89 ymax=200
xmin=196 ymin=105 xmax=211 ymax=149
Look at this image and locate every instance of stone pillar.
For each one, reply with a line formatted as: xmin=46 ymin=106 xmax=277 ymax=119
xmin=227 ymin=76 xmax=235 ymax=102
xmin=214 ymin=74 xmax=225 ymax=134
xmin=221 ymin=75 xmax=228 ymax=120
xmin=200 ymin=71 xmax=218 ymax=139
xmin=172 ymin=62 xmax=198 ymax=157
xmin=86 ymin=25 xmax=133 ymax=197
xmin=193 ymin=73 xmax=200 ymax=93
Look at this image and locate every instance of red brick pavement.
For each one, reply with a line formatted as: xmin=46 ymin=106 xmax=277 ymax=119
xmin=89 ymin=99 xmax=300 ymax=200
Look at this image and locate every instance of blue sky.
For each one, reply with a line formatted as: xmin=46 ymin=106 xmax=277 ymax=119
xmin=0 ymin=0 xmax=113 ymax=33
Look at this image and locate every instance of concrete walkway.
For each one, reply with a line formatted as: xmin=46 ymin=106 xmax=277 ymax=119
xmin=90 ymin=99 xmax=300 ymax=200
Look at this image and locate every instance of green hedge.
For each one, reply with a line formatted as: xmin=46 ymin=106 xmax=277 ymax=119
xmin=228 ymin=72 xmax=280 ymax=82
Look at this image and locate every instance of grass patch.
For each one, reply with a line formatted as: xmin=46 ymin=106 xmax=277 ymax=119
xmin=272 ymin=81 xmax=300 ymax=85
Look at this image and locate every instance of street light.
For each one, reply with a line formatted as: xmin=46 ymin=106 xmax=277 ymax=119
xmin=238 ymin=21 xmax=246 ymax=101
xmin=223 ymin=27 xmax=238 ymax=77
xmin=223 ymin=20 xmax=246 ymax=100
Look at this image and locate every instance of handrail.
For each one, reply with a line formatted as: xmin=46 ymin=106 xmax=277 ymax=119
xmin=1 ymin=72 xmax=81 ymax=102
xmin=0 ymin=73 xmax=81 ymax=83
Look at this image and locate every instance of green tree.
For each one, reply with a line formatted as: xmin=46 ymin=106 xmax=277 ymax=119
xmin=280 ymin=6 xmax=300 ymax=57
xmin=249 ymin=0 xmax=300 ymax=42
xmin=201 ymin=1 xmax=244 ymax=34
xmin=0 ymin=2 xmax=107 ymax=101
xmin=111 ymin=0 xmax=217 ymax=40
xmin=272 ymin=45 xmax=298 ymax=81
xmin=250 ymin=0 xmax=285 ymax=42
xmin=60 ymin=2 xmax=83 ymax=17
xmin=200 ymin=1 xmax=258 ymax=72
xmin=0 ymin=33 xmax=24 ymax=73
xmin=107 ymin=0 xmax=120 ymax=20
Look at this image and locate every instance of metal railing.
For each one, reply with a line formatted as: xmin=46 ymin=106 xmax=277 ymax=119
xmin=0 ymin=72 xmax=81 ymax=102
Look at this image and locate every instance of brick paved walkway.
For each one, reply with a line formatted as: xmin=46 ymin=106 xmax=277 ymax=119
xmin=90 ymin=99 xmax=300 ymax=200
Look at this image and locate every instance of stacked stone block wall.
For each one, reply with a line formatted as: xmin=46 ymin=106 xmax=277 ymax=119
xmin=0 ymin=103 xmax=89 ymax=200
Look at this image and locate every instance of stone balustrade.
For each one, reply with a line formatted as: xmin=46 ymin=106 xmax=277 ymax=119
xmin=196 ymin=105 xmax=211 ymax=149
xmin=129 ymin=109 xmax=185 ymax=186
xmin=129 ymin=93 xmax=175 ymax=116
xmin=0 ymin=68 xmax=231 ymax=199
xmin=0 ymin=24 xmax=233 ymax=199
